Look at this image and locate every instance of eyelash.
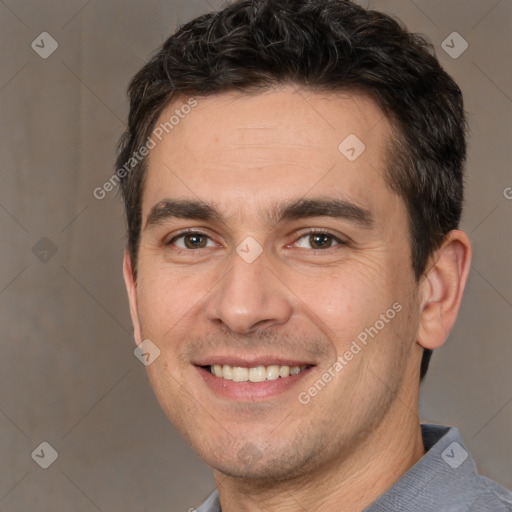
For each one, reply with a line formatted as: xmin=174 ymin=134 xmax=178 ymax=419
xmin=165 ymin=228 xmax=346 ymax=251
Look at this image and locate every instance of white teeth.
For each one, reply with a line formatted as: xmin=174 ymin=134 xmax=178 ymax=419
xmin=232 ymin=366 xmax=249 ymax=382
xmin=222 ymin=364 xmax=233 ymax=380
xmin=249 ymin=366 xmax=267 ymax=383
xmin=209 ymin=364 xmax=307 ymax=381
xmin=266 ymin=365 xmax=280 ymax=380
xmin=279 ymin=365 xmax=290 ymax=378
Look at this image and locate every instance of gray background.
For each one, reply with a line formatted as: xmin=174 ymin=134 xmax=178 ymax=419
xmin=0 ymin=0 xmax=510 ymax=510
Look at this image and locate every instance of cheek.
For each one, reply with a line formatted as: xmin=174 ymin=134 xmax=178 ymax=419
xmin=136 ymin=261 xmax=205 ymax=335
xmin=284 ymin=260 xmax=394 ymax=351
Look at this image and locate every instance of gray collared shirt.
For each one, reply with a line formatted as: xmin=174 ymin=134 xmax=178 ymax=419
xmin=195 ymin=424 xmax=512 ymax=511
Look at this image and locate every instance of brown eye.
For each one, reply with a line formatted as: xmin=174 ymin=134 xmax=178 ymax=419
xmin=310 ymin=233 xmax=335 ymax=249
xmin=168 ymin=232 xmax=215 ymax=249
xmin=295 ymin=231 xmax=344 ymax=250
xmin=295 ymin=232 xmax=342 ymax=250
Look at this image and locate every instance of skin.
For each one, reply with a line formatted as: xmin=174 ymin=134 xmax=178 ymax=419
xmin=123 ymin=86 xmax=472 ymax=511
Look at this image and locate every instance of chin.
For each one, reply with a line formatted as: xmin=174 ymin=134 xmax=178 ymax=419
xmin=196 ymin=439 xmax=321 ymax=483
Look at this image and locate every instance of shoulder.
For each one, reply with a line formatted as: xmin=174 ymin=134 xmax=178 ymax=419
xmin=420 ymin=424 xmax=512 ymax=511
xmin=366 ymin=424 xmax=512 ymax=512
xmin=464 ymin=476 xmax=512 ymax=511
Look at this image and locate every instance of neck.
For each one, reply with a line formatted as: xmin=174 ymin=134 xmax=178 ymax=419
xmin=214 ymin=396 xmax=425 ymax=511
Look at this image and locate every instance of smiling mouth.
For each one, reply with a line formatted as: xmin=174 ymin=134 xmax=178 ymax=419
xmin=204 ymin=364 xmax=313 ymax=382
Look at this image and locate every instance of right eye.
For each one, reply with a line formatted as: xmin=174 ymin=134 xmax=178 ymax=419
xmin=166 ymin=231 xmax=217 ymax=250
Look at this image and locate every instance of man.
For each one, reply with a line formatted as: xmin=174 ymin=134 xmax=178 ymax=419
xmin=116 ymin=0 xmax=512 ymax=510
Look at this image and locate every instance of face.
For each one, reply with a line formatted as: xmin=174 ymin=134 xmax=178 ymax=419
xmin=124 ymin=87 xmax=425 ymax=481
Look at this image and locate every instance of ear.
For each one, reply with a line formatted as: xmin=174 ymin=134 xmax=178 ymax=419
xmin=417 ymin=230 xmax=472 ymax=350
xmin=123 ymin=250 xmax=143 ymax=345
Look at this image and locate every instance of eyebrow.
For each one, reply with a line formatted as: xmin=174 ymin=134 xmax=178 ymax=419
xmin=144 ymin=197 xmax=374 ymax=230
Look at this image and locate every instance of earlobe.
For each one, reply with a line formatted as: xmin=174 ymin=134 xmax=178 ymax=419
xmin=122 ymin=251 xmax=143 ymax=344
xmin=417 ymin=230 xmax=472 ymax=350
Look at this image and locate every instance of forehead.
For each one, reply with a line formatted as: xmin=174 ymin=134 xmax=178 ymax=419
xmin=142 ymin=87 xmax=399 ymax=224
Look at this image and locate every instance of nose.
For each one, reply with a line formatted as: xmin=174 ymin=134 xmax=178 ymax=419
xmin=205 ymin=243 xmax=293 ymax=334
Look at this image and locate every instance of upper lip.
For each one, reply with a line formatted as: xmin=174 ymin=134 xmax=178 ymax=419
xmin=193 ymin=355 xmax=316 ymax=368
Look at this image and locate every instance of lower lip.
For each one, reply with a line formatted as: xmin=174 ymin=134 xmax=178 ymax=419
xmin=196 ymin=366 xmax=314 ymax=401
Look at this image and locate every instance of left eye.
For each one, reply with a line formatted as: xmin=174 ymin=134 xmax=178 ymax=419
xmin=294 ymin=232 xmax=341 ymax=250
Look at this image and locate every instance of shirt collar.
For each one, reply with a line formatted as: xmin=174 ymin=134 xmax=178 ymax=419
xmin=195 ymin=424 xmax=471 ymax=512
